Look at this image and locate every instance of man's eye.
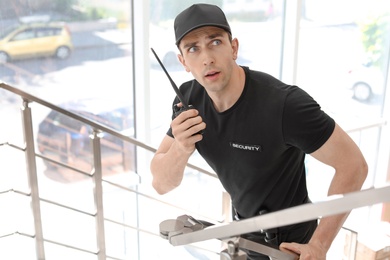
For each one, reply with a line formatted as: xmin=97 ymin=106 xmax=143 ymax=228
xmin=188 ymin=46 xmax=197 ymax=53
xmin=212 ymin=39 xmax=221 ymax=45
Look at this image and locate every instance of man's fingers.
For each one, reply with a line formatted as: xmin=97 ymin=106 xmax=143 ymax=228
xmin=280 ymin=242 xmax=301 ymax=256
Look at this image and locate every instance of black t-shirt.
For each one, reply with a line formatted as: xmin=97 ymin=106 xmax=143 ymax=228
xmin=167 ymin=66 xmax=335 ymax=219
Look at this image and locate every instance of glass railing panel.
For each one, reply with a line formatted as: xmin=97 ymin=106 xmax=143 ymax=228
xmin=40 ymin=200 xmax=98 ymax=253
xmin=138 ymin=167 xmax=224 ymax=222
xmin=102 ymin=182 xmax=139 ymax=227
xmin=33 ymin=100 xmax=138 ymax=183
xmin=0 ymin=144 xmax=29 ymax=192
xmin=138 ymin=231 xmax=220 ymax=260
xmin=37 ymin=162 xmax=96 ymax=214
xmin=34 ymin=104 xmax=95 ymax=175
xmin=104 ymin=220 xmax=139 ymax=259
xmin=137 ymin=195 xmax=187 ymax=235
xmin=100 ymin=132 xmax=137 ymax=183
xmin=44 ymin=242 xmax=98 ymax=260
xmin=0 ymin=191 xmax=34 ymax=236
xmin=0 ymin=233 xmax=36 ymax=260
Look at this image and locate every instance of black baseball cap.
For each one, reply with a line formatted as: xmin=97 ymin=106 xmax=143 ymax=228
xmin=174 ymin=3 xmax=231 ymax=45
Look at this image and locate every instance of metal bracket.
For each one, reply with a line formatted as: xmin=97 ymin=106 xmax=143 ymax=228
xmin=160 ymin=215 xmax=298 ymax=260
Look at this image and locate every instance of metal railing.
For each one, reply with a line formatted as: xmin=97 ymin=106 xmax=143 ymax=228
xmin=0 ymin=82 xmax=387 ymax=259
xmin=0 ymin=82 xmax=219 ymax=260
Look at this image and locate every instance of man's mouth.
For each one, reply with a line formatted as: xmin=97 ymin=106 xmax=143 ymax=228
xmin=205 ymin=71 xmax=220 ymax=78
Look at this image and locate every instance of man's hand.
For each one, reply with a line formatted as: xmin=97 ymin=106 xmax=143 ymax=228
xmin=171 ymin=108 xmax=205 ymax=154
xmin=150 ymin=107 xmax=205 ymax=195
xmin=280 ymin=241 xmax=327 ymax=260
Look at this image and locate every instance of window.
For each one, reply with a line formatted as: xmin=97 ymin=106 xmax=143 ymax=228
xmin=36 ymin=27 xmax=60 ymax=37
xmin=0 ymin=1 xmax=389 ymax=259
xmin=0 ymin=1 xmax=137 ymax=259
xmin=12 ymin=28 xmax=35 ymax=41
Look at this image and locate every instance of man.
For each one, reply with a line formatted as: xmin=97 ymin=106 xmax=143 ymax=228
xmin=150 ymin=3 xmax=368 ymax=259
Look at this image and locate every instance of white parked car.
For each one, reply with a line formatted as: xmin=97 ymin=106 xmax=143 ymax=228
xmin=149 ymin=24 xmax=181 ymax=69
xmin=346 ymin=62 xmax=385 ymax=101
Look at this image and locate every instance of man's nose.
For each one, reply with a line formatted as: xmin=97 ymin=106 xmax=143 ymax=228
xmin=202 ymin=49 xmax=215 ymax=66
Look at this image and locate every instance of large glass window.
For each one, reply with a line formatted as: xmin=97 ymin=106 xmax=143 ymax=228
xmin=0 ymin=1 xmax=137 ymax=259
xmin=1 ymin=0 xmax=389 ymax=259
xmin=0 ymin=2 xmax=135 ymax=178
xmin=0 ymin=0 xmax=133 ymax=102
xmin=299 ymin=0 xmax=389 ymax=211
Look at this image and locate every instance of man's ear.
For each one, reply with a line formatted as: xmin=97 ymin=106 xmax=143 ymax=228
xmin=232 ymin=38 xmax=239 ymax=61
xmin=178 ymin=54 xmax=190 ymax=72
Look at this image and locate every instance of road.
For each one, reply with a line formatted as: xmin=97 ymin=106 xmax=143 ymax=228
xmin=0 ymin=29 xmax=131 ymax=87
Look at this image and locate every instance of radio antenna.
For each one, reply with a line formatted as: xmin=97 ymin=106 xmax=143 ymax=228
xmin=151 ymin=48 xmax=189 ymax=109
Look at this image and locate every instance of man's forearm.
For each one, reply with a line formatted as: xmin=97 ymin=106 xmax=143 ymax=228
xmin=309 ymin=212 xmax=349 ymax=254
xmin=309 ymin=164 xmax=367 ymax=253
xmin=151 ymin=141 xmax=193 ymax=194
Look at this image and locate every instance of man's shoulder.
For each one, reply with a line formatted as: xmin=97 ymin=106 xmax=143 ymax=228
xmin=243 ymin=66 xmax=287 ymax=89
xmin=243 ymin=66 xmax=277 ymax=80
xmin=242 ymin=66 xmax=296 ymax=97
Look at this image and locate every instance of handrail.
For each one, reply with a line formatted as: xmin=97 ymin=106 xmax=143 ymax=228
xmin=0 ymin=82 xmax=217 ymax=178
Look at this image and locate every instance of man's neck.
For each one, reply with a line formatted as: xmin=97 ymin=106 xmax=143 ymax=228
xmin=210 ymin=66 xmax=245 ymax=112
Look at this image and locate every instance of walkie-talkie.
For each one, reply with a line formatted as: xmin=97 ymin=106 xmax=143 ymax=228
xmin=150 ymin=48 xmax=193 ymax=118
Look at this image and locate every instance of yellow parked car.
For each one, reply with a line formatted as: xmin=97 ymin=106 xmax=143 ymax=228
xmin=0 ymin=22 xmax=73 ymax=63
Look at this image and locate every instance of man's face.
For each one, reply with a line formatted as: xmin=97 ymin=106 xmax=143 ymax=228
xmin=178 ymin=26 xmax=239 ymax=94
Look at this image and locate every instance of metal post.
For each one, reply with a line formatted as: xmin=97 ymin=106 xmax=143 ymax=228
xmin=21 ymin=99 xmax=45 ymax=260
xmin=344 ymin=228 xmax=358 ymax=260
xmin=91 ymin=129 xmax=106 ymax=260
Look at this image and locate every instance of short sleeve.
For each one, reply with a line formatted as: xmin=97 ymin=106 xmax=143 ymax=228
xmin=282 ymin=86 xmax=335 ymax=154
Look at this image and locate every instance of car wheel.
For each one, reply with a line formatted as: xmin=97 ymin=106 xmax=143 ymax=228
xmin=353 ymin=82 xmax=372 ymax=101
xmin=55 ymin=46 xmax=71 ymax=59
xmin=0 ymin=51 xmax=9 ymax=64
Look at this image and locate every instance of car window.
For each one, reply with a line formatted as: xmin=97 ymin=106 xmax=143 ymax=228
xmin=36 ymin=27 xmax=53 ymax=37
xmin=0 ymin=24 xmax=19 ymax=39
xmin=36 ymin=27 xmax=62 ymax=38
xmin=52 ymin=27 xmax=62 ymax=35
xmin=12 ymin=28 xmax=34 ymax=41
